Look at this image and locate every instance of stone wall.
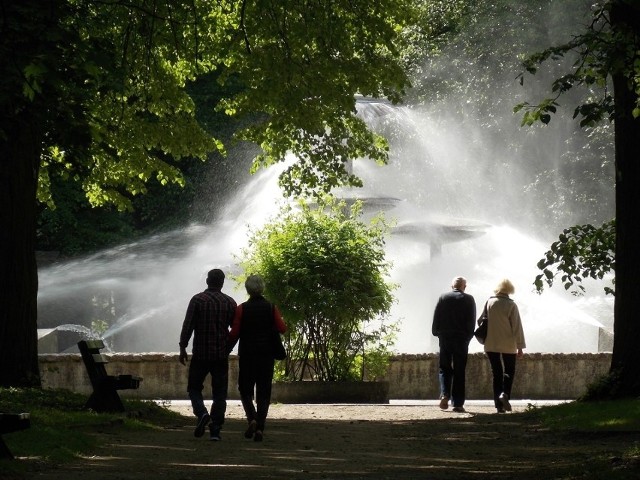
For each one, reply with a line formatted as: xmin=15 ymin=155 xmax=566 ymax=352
xmin=39 ymin=353 xmax=228 ymax=401
xmin=39 ymin=352 xmax=611 ymax=401
xmin=386 ymin=353 xmax=611 ymax=400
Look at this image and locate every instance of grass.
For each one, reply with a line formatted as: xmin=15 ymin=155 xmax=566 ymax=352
xmin=528 ymin=398 xmax=640 ymax=480
xmin=0 ymin=387 xmax=183 ymax=477
xmin=532 ymin=398 xmax=640 ymax=432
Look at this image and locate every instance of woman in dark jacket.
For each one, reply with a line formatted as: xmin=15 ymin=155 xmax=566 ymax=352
xmin=228 ymin=274 xmax=287 ymax=441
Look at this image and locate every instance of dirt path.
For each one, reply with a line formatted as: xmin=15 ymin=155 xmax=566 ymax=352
xmin=18 ymin=402 xmax=640 ymax=479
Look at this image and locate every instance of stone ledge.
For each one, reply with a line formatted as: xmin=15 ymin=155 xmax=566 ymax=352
xmin=39 ymin=353 xmax=611 ymax=401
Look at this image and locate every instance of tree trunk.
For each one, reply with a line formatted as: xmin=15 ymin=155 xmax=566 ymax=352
xmin=609 ymin=0 xmax=640 ymax=397
xmin=0 ymin=1 xmax=47 ymax=387
xmin=0 ymin=107 xmax=42 ymax=387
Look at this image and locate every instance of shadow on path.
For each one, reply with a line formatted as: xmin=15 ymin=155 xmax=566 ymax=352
xmin=23 ymin=412 xmax=640 ymax=479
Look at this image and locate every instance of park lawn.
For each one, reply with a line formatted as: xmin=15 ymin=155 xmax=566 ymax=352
xmin=0 ymin=387 xmax=182 ymax=477
xmin=534 ymin=398 xmax=640 ymax=432
xmin=529 ymin=398 xmax=640 ymax=479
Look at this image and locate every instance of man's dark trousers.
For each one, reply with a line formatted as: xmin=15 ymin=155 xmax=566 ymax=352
xmin=438 ymin=336 xmax=469 ymax=407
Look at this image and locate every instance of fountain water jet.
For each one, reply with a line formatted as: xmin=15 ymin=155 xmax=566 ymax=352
xmin=37 ymin=97 xmax=614 ymax=354
xmin=37 ymin=157 xmax=613 ymax=355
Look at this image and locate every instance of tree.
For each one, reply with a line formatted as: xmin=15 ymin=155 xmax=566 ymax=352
xmin=236 ymin=198 xmax=396 ymax=381
xmin=1 ymin=0 xmax=452 ymax=387
xmin=534 ymin=220 xmax=615 ymax=297
xmin=1 ymin=1 xmax=218 ymax=387
xmin=517 ymin=0 xmax=640 ymax=397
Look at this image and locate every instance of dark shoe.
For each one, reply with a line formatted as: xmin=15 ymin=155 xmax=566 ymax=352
xmin=496 ymin=408 xmax=506 ymax=414
xmin=209 ymin=425 xmax=221 ymax=441
xmin=439 ymin=395 xmax=449 ymax=410
xmin=452 ymin=406 xmax=466 ymax=413
xmin=499 ymin=393 xmax=512 ymax=412
xmin=194 ymin=413 xmax=210 ymax=438
xmin=254 ymin=430 xmax=263 ymax=442
xmin=244 ymin=420 xmax=257 ymax=439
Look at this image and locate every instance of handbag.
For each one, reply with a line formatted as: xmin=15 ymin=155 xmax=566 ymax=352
xmin=474 ymin=316 xmax=488 ymax=344
xmin=474 ymin=301 xmax=489 ymax=344
xmin=272 ymin=331 xmax=287 ymax=360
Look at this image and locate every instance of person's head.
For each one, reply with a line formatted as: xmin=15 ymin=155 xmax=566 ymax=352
xmin=206 ymin=269 xmax=225 ymax=289
xmin=494 ymin=278 xmax=515 ymax=295
xmin=451 ymin=276 xmax=467 ymax=291
xmin=245 ymin=274 xmax=265 ymax=297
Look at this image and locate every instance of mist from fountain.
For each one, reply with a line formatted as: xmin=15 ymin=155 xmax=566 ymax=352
xmin=338 ymin=102 xmax=613 ymax=354
xmin=37 ymin=4 xmax=615 ymax=354
xmin=37 ymin=114 xmax=614 ymax=354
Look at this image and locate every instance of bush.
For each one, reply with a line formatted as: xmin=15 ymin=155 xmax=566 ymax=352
xmin=236 ymin=197 xmax=397 ymax=381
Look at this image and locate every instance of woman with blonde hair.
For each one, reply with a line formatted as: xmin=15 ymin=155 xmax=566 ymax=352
xmin=480 ymin=278 xmax=526 ymax=413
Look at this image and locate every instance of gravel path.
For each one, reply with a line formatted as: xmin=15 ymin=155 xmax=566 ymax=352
xmin=27 ymin=399 xmax=638 ymax=480
xmin=163 ymin=399 xmax=563 ymax=421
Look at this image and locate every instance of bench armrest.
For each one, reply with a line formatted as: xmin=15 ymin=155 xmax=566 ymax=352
xmin=113 ymin=374 xmax=143 ymax=390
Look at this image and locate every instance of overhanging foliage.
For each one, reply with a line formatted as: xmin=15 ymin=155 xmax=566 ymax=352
xmin=534 ymin=220 xmax=615 ymax=296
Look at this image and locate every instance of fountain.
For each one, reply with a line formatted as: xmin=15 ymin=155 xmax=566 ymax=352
xmin=37 ymin=9 xmax=615 ymax=354
xmin=37 ymin=99 xmax=614 ymax=355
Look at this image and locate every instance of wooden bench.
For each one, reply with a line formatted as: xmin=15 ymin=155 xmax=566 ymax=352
xmin=77 ymin=340 xmax=142 ymax=413
xmin=0 ymin=413 xmax=30 ymax=459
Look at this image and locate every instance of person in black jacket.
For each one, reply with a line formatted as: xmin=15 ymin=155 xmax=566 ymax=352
xmin=432 ymin=276 xmax=476 ymax=413
xmin=228 ymin=274 xmax=287 ymax=441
